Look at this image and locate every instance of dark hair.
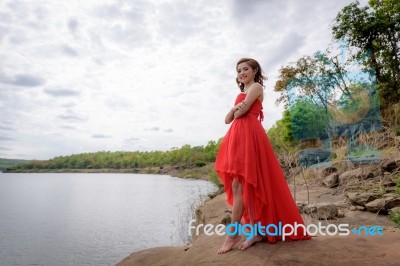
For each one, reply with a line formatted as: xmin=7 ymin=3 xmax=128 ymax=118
xmin=236 ymin=58 xmax=267 ymax=92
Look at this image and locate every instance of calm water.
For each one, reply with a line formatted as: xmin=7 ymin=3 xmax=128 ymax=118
xmin=0 ymin=173 xmax=217 ymax=266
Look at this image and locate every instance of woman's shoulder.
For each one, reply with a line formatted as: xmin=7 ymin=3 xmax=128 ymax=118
xmin=249 ymin=82 xmax=263 ymax=92
xmin=249 ymin=83 xmax=263 ymax=102
xmin=252 ymin=82 xmax=263 ymax=88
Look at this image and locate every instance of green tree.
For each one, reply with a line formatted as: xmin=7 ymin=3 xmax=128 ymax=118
xmin=267 ymin=109 xmax=298 ymax=152
xmin=332 ymin=0 xmax=400 ymax=107
xmin=289 ymin=98 xmax=332 ymax=141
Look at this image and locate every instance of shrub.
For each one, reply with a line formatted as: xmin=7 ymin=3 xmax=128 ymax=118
xmin=194 ymin=160 xmax=206 ymax=167
xmin=388 ymin=209 xmax=400 ymax=227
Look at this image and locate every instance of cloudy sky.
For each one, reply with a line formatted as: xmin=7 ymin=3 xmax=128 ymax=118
xmin=0 ymin=0 xmax=368 ymax=160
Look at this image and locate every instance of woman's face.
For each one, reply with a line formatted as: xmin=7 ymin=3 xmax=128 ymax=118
xmin=237 ymin=62 xmax=255 ymax=85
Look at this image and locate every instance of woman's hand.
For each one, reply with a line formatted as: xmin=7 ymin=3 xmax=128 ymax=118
xmin=233 ymin=84 xmax=263 ymax=119
xmin=226 ymin=102 xmax=247 ymax=124
xmin=233 ymin=101 xmax=249 ymax=119
xmin=232 ymin=101 xmax=248 ymax=113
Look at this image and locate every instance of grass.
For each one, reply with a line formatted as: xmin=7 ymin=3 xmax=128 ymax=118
xmin=389 ymin=209 xmax=400 ymax=227
xmin=348 ymin=145 xmax=380 ymax=158
xmin=174 ymin=163 xmax=222 ymax=187
xmin=380 ymin=146 xmax=399 ymax=158
xmin=171 ymin=186 xmax=213 ymax=245
xmin=208 ymin=170 xmax=222 ymax=187
xmin=396 ymin=175 xmax=400 ymax=195
xmin=372 ymin=185 xmax=387 ymax=197
xmin=332 ymin=146 xmax=347 ymax=163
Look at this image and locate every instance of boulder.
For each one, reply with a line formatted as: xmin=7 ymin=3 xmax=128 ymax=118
xmin=365 ymin=198 xmax=386 ymax=213
xmin=302 ymin=204 xmax=318 ymax=214
xmin=316 ymin=204 xmax=338 ymax=220
xmin=296 ymin=202 xmax=307 ymax=213
xmin=349 ymin=206 xmax=357 ymax=211
xmin=383 ymin=193 xmax=400 ymax=198
xmin=355 ymin=205 xmax=366 ymax=211
xmin=322 ymin=166 xmax=338 ymax=176
xmin=381 ymin=158 xmax=400 ymax=172
xmin=385 ymin=198 xmax=400 ymax=210
xmin=389 ymin=206 xmax=400 ymax=213
xmin=322 ymin=173 xmax=339 ymax=188
xmin=306 ymin=166 xmax=338 ymax=180
xmin=345 ymin=191 xmax=379 ymax=206
xmin=382 ymin=178 xmax=396 ymax=187
xmin=299 ymin=203 xmax=338 ymax=220
xmin=339 ymin=168 xmax=374 ymax=185
xmin=220 ymin=215 xmax=231 ymax=225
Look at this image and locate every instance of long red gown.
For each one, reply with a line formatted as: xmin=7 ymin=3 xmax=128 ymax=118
xmin=215 ymin=92 xmax=310 ymax=243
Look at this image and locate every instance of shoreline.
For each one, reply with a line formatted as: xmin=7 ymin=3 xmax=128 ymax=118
xmin=116 ymin=190 xmax=400 ymax=266
xmin=116 ymin=175 xmax=400 ymax=265
xmin=5 ymin=162 xmax=400 ymax=265
xmin=0 ymin=164 xmax=218 ymax=182
xmin=3 ymin=164 xmax=216 ymax=181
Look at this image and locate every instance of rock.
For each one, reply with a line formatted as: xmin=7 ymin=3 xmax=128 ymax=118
xmin=365 ymin=198 xmax=386 ymax=213
xmin=311 ymin=166 xmax=337 ymax=178
xmin=385 ymin=198 xmax=400 ymax=210
xmin=389 ymin=206 xmax=400 ymax=213
xmin=384 ymin=196 xmax=396 ymax=201
xmin=337 ymin=209 xmax=345 ymax=218
xmin=322 ymin=173 xmax=339 ymax=188
xmin=220 ymin=215 xmax=231 ymax=225
xmin=355 ymin=205 xmax=366 ymax=211
xmin=321 ymin=166 xmax=338 ymax=176
xmin=299 ymin=203 xmax=338 ymax=219
xmin=339 ymin=168 xmax=374 ymax=185
xmin=316 ymin=204 xmax=338 ymax=220
xmin=348 ymin=179 xmax=364 ymax=186
xmin=383 ymin=193 xmax=400 ymax=198
xmin=302 ymin=204 xmax=318 ymax=214
xmin=296 ymin=202 xmax=307 ymax=213
xmin=345 ymin=191 xmax=379 ymax=206
xmin=381 ymin=158 xmax=400 ymax=172
xmin=384 ymin=187 xmax=398 ymax=193
xmin=382 ymin=178 xmax=396 ymax=187
xmin=349 ymin=206 xmax=357 ymax=211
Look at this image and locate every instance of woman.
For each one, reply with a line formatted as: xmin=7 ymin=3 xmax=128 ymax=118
xmin=215 ymin=58 xmax=310 ymax=254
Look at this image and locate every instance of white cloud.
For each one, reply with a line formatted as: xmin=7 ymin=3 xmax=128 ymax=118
xmin=91 ymin=134 xmax=112 ymax=139
xmin=0 ymin=0 xmax=369 ymax=159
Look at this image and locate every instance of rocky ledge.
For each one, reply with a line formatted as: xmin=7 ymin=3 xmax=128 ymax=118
xmin=117 ymin=157 xmax=400 ymax=266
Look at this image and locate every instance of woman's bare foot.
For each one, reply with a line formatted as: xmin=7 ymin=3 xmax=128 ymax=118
xmin=217 ymin=235 xmax=241 ymax=254
xmin=238 ymin=234 xmax=263 ymax=250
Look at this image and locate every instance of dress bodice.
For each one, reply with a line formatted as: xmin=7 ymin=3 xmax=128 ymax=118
xmin=235 ymin=93 xmax=264 ymax=122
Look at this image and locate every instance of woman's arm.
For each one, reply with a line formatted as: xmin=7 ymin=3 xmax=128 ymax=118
xmin=233 ymin=83 xmax=263 ymax=119
xmin=225 ymin=106 xmax=238 ymax=124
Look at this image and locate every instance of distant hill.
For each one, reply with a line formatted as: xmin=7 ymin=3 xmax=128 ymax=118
xmin=0 ymin=158 xmax=31 ymax=172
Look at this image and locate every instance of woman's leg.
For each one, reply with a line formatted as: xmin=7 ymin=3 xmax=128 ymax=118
xmin=217 ymin=177 xmax=243 ymax=254
xmin=231 ymin=177 xmax=244 ymax=224
xmin=238 ymin=183 xmax=262 ymax=250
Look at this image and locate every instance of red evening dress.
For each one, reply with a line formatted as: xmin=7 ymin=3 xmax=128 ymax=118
xmin=215 ymin=92 xmax=310 ymax=243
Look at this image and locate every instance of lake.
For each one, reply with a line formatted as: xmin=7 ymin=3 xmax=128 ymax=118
xmin=0 ymin=173 xmax=217 ymax=266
